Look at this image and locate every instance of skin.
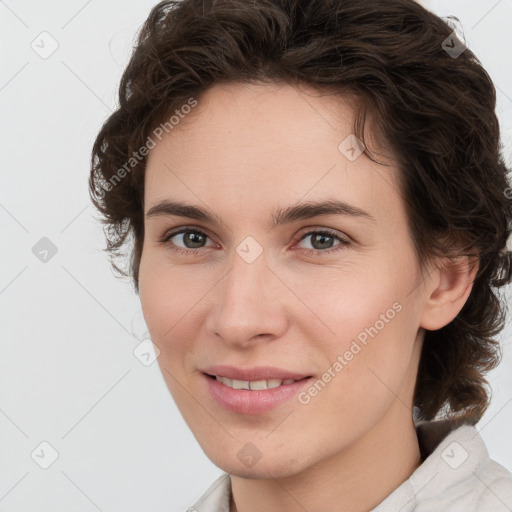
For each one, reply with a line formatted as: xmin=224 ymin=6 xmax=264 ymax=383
xmin=138 ymin=82 xmax=477 ymax=512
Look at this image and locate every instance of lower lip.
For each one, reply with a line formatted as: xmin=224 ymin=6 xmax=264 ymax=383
xmin=203 ymin=373 xmax=313 ymax=415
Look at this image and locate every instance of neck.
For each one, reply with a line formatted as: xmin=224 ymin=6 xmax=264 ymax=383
xmin=230 ymin=405 xmax=421 ymax=512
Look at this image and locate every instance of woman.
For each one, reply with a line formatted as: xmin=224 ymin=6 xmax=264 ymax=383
xmin=89 ymin=0 xmax=512 ymax=510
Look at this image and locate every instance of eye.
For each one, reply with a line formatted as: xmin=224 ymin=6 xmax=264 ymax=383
xmin=159 ymin=227 xmax=350 ymax=256
xmin=160 ymin=228 xmax=217 ymax=255
xmin=295 ymin=229 xmax=350 ymax=256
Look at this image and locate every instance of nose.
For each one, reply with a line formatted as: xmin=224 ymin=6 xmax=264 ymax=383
xmin=205 ymin=246 xmax=288 ymax=349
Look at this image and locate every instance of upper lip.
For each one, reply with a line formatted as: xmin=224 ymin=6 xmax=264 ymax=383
xmin=201 ymin=365 xmax=312 ymax=381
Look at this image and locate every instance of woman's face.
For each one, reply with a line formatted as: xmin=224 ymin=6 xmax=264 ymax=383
xmin=139 ymin=82 xmax=428 ymax=478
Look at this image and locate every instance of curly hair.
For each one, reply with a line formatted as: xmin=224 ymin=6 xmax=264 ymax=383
xmin=89 ymin=0 xmax=512 ymax=422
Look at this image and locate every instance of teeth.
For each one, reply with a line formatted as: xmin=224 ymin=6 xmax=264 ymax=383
xmin=248 ymin=379 xmax=268 ymax=390
xmin=215 ymin=376 xmax=299 ymax=390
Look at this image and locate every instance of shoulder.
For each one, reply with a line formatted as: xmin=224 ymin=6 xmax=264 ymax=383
xmin=372 ymin=420 xmax=512 ymax=512
xmin=413 ymin=423 xmax=512 ymax=511
xmin=471 ymin=455 xmax=512 ymax=510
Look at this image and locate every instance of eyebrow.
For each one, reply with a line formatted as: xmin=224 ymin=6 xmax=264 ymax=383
xmin=145 ymin=199 xmax=375 ymax=228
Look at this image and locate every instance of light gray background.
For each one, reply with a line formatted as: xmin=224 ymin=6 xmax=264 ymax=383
xmin=1 ymin=1 xmax=511 ymax=511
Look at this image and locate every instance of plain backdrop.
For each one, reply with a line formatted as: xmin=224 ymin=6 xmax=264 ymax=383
xmin=1 ymin=1 xmax=511 ymax=511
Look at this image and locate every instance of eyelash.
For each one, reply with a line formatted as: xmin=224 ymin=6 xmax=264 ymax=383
xmin=159 ymin=227 xmax=350 ymax=257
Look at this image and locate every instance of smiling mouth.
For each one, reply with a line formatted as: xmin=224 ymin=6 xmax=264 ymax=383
xmin=205 ymin=373 xmax=311 ymax=390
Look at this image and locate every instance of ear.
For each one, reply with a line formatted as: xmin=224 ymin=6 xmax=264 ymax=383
xmin=420 ymin=255 xmax=479 ymax=331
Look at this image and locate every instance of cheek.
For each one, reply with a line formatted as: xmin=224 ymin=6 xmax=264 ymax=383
xmin=299 ymin=304 xmax=417 ymax=441
xmin=138 ymin=251 xmax=204 ymax=341
xmin=138 ymin=261 xmax=201 ymax=403
xmin=295 ymin=254 xmax=420 ymax=399
xmin=287 ymin=261 xmax=406 ymax=351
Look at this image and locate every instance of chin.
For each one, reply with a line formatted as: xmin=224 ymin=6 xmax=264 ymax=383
xmin=206 ymin=448 xmax=307 ymax=480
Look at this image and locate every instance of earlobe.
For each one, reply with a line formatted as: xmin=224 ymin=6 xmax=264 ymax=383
xmin=419 ymin=256 xmax=479 ymax=331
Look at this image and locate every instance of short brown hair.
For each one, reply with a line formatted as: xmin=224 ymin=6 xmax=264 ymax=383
xmin=89 ymin=0 xmax=512 ymax=422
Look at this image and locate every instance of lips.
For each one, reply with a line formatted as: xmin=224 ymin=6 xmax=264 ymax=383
xmin=203 ymin=372 xmax=313 ymax=414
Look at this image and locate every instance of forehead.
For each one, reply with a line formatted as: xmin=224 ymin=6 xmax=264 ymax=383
xmin=143 ymin=81 xmax=401 ymax=226
xmin=166 ymin=81 xmax=359 ymax=147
